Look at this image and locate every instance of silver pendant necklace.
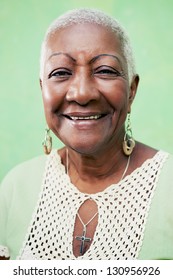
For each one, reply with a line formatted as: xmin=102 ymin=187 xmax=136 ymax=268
xmin=66 ymin=149 xmax=130 ymax=255
xmin=75 ymin=211 xmax=98 ymax=255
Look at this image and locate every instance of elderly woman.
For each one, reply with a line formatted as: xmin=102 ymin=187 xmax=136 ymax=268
xmin=0 ymin=8 xmax=173 ymax=260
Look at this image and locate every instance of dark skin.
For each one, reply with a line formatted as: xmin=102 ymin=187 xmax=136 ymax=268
xmin=40 ymin=23 xmax=157 ymax=257
xmin=59 ymin=143 xmax=157 ymax=257
xmin=0 ymin=23 xmax=157 ymax=260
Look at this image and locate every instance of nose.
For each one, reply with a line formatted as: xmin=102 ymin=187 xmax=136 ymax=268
xmin=65 ymin=70 xmax=100 ymax=105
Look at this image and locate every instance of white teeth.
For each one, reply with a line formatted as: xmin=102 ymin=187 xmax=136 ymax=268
xmin=70 ymin=115 xmax=102 ymax=120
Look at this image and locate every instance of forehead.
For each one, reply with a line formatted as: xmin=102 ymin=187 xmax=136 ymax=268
xmin=46 ymin=23 xmax=123 ymax=59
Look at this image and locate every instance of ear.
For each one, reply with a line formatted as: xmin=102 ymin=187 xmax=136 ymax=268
xmin=128 ymin=74 xmax=139 ymax=113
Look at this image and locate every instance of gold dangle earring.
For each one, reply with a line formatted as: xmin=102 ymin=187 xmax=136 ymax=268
xmin=123 ymin=113 xmax=135 ymax=156
xmin=42 ymin=127 xmax=52 ymax=155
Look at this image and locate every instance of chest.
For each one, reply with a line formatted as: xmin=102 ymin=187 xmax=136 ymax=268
xmin=72 ymin=199 xmax=98 ymax=257
xmin=18 ymin=152 xmax=163 ymax=260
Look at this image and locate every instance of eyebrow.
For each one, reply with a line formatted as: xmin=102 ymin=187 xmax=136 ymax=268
xmin=48 ymin=52 xmax=122 ymax=65
xmin=90 ymin=54 xmax=122 ymax=65
xmin=48 ymin=52 xmax=76 ymax=62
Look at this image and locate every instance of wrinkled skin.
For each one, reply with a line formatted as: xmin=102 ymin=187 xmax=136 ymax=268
xmin=40 ymin=23 xmax=139 ymax=156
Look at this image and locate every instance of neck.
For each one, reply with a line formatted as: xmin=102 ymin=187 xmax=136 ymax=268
xmin=66 ymin=143 xmax=130 ymax=193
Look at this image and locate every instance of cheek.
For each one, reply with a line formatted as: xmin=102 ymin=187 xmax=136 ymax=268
xmin=42 ymin=82 xmax=65 ymax=114
xmin=98 ymin=79 xmax=129 ymax=109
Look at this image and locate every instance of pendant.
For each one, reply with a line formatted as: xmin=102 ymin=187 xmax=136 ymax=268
xmin=75 ymin=226 xmax=92 ymax=255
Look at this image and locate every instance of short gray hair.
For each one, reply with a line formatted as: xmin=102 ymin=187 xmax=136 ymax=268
xmin=40 ymin=8 xmax=136 ymax=82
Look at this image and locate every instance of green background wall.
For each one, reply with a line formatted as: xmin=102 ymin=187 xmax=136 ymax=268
xmin=1 ymin=0 xmax=173 ymax=181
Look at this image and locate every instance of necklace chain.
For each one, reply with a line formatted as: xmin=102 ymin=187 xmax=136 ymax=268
xmin=75 ymin=154 xmax=130 ymax=228
xmin=77 ymin=211 xmax=98 ymax=230
xmin=120 ymin=155 xmax=131 ymax=181
xmin=65 ymin=148 xmax=131 ymax=255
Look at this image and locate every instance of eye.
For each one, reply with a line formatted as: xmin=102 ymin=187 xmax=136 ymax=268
xmin=94 ymin=66 xmax=123 ymax=79
xmin=48 ymin=68 xmax=72 ymax=80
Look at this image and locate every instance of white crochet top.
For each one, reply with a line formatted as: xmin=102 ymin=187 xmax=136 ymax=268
xmin=17 ymin=150 xmax=168 ymax=260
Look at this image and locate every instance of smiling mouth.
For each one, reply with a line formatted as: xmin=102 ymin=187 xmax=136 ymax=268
xmin=64 ymin=114 xmax=106 ymax=120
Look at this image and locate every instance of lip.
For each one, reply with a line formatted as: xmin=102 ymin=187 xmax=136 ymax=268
xmin=62 ymin=112 xmax=108 ymax=121
xmin=61 ymin=112 xmax=110 ymax=130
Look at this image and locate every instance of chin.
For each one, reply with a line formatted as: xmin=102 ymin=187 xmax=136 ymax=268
xmin=72 ymin=146 xmax=97 ymax=155
xmin=65 ymin=139 xmax=107 ymax=156
xmin=56 ymin=129 xmax=112 ymax=155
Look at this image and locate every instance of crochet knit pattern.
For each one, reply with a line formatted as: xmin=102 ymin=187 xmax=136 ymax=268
xmin=17 ymin=150 xmax=168 ymax=260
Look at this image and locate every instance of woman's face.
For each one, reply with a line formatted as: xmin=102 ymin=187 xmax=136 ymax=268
xmin=41 ymin=23 xmax=138 ymax=154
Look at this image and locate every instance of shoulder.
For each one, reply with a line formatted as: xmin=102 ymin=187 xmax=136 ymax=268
xmin=130 ymin=142 xmax=159 ymax=173
xmin=134 ymin=142 xmax=158 ymax=161
xmin=130 ymin=141 xmax=172 ymax=176
xmin=162 ymin=151 xmax=173 ymax=165
xmin=0 ymin=154 xmax=47 ymax=195
xmin=138 ymin=151 xmax=173 ymax=259
xmin=7 ymin=154 xmax=47 ymax=176
xmin=158 ymin=152 xmax=173 ymax=181
xmin=150 ymin=150 xmax=173 ymax=204
xmin=138 ymin=143 xmax=173 ymax=176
